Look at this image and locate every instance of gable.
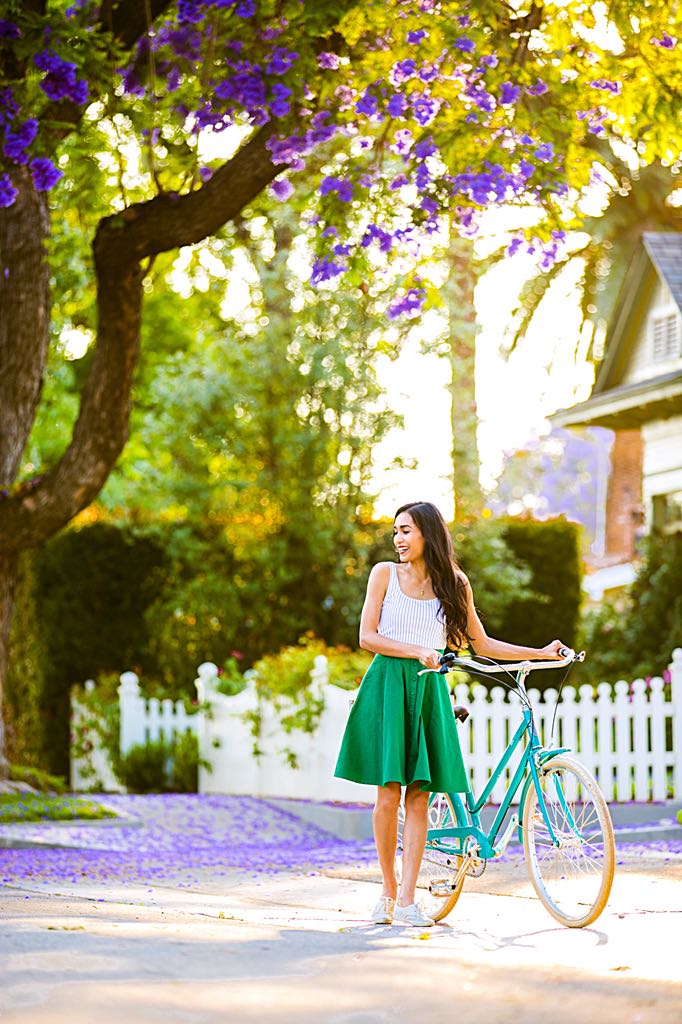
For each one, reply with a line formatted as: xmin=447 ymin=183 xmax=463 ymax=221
xmin=595 ymin=235 xmax=682 ymax=395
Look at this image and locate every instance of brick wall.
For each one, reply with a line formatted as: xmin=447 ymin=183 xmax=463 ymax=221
xmin=603 ymin=429 xmax=644 ymax=563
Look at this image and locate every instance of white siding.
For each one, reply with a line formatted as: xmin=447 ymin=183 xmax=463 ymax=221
xmin=642 ymin=415 xmax=682 ymax=530
xmin=621 ymin=278 xmax=682 ymax=386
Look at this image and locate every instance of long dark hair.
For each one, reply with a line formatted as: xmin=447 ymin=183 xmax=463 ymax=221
xmin=394 ymin=501 xmax=469 ymax=650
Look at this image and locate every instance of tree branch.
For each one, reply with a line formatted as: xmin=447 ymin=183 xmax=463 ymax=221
xmin=95 ymin=124 xmax=280 ymax=268
xmin=0 ymin=125 xmax=282 ymax=551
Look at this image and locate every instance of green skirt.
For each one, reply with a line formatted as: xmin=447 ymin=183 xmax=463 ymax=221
xmin=334 ymin=654 xmax=469 ymax=793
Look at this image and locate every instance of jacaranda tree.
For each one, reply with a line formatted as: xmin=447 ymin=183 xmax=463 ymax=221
xmin=0 ymin=0 xmax=679 ymax=772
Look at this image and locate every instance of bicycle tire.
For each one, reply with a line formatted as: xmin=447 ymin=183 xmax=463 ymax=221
xmin=397 ymin=792 xmax=465 ymax=922
xmin=522 ymin=754 xmax=615 ymax=928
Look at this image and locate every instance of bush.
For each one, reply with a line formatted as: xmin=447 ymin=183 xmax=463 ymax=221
xmin=115 ymin=730 xmax=207 ymax=794
xmin=27 ymin=523 xmax=168 ymax=776
xmin=580 ymin=532 xmax=682 ymax=682
xmin=9 ymin=763 xmax=68 ymax=794
xmin=116 ymin=738 xmax=171 ymax=793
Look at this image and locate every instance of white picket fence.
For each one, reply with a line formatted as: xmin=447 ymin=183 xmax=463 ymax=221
xmin=71 ymin=649 xmax=682 ymax=804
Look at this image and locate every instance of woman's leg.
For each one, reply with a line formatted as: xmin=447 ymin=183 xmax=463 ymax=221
xmin=397 ymin=780 xmax=430 ymax=907
xmin=373 ymin=782 xmax=401 ymax=898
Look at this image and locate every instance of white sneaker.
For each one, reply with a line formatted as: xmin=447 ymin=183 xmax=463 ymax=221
xmin=371 ymin=896 xmax=395 ymax=924
xmin=393 ymin=901 xmax=435 ymax=927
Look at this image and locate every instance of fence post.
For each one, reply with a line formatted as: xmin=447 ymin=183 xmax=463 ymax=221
xmin=117 ymin=671 xmax=144 ymax=755
xmin=670 ymin=648 xmax=682 ymax=799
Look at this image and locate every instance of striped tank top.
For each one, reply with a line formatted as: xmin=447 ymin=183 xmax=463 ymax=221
xmin=377 ymin=561 xmax=447 ymax=649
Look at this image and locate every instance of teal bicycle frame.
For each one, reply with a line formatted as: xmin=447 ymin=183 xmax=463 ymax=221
xmin=421 ymin=652 xmax=581 ymax=861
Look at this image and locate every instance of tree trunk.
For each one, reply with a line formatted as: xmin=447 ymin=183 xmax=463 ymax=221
xmin=442 ymin=235 xmax=482 ymax=524
xmin=0 ymin=551 xmax=18 ymax=779
xmin=0 ymin=164 xmax=51 ymax=488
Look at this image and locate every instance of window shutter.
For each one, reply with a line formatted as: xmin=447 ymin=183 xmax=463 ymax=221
xmin=651 ymin=312 xmax=681 ymax=362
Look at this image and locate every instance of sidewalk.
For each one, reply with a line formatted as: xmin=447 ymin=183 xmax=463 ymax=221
xmin=1 ymin=794 xmax=680 ymax=1023
xmin=269 ymin=795 xmax=682 ymax=844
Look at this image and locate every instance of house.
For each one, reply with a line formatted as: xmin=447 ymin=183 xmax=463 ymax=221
xmin=552 ymin=232 xmax=682 ymax=601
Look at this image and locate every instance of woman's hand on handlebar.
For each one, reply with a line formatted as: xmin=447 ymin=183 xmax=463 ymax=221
xmin=418 ymin=648 xmax=442 ymax=670
xmin=539 ymin=639 xmax=571 ymax=660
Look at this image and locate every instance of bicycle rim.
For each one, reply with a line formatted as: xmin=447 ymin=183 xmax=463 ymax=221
xmin=397 ymin=792 xmax=465 ymax=922
xmin=523 ymin=755 xmax=615 ymax=928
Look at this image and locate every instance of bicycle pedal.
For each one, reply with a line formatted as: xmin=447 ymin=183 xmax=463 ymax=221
xmin=429 ymin=879 xmax=456 ymax=897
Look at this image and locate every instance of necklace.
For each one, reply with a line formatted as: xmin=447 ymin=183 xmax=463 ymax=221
xmin=418 ymin=576 xmax=430 ymax=597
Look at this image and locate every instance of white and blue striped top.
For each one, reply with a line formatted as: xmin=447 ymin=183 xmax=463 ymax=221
xmin=377 ymin=562 xmax=447 ymax=649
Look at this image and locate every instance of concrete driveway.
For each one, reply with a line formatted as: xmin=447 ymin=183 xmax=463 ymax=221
xmin=1 ymin=847 xmax=680 ymax=1024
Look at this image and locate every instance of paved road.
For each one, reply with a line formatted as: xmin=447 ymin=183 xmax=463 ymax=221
xmin=2 ymin=846 xmax=680 ymax=1024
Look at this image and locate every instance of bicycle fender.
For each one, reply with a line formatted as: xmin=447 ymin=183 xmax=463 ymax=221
xmin=516 ymin=748 xmax=572 ymax=843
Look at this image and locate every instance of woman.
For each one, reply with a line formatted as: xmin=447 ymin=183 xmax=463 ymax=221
xmin=334 ymin=501 xmax=566 ymax=927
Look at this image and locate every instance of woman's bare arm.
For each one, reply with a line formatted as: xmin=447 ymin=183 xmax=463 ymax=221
xmin=462 ymin=574 xmax=565 ymax=660
xmin=359 ymin=563 xmax=442 ymax=669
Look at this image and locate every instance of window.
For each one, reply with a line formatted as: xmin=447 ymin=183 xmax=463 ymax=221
xmin=652 ymin=491 xmax=682 ymax=533
xmin=651 ymin=311 xmax=681 ymax=363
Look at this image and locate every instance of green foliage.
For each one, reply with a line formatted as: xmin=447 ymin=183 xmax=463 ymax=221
xmin=25 ymin=525 xmax=168 ymax=776
xmin=491 ymin=517 xmax=583 ymax=687
xmin=0 ymin=794 xmax=116 ymax=824
xmin=580 ymin=532 xmax=682 ymax=682
xmin=115 ymin=738 xmax=171 ymax=794
xmin=115 ymin=731 xmax=207 ymax=794
xmin=8 ymin=764 xmax=68 ymax=795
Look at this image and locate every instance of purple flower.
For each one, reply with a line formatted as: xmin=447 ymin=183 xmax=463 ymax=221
xmin=321 ymin=226 xmax=338 ymax=237
xmin=391 ymin=59 xmax=417 ymax=84
xmin=29 ymin=157 xmax=62 ymax=191
xmin=0 ymin=19 xmax=20 ymax=39
xmin=177 ymin=0 xmax=203 ymax=24
xmin=269 ymin=83 xmax=291 ymax=117
xmin=407 ymin=29 xmax=427 ymax=44
xmin=499 ymin=81 xmax=520 ymax=105
xmin=651 ymin=33 xmax=676 ymax=49
xmin=466 ymin=84 xmax=495 ymax=112
xmin=270 ymin=177 xmax=294 ymax=201
xmin=266 ymin=47 xmax=298 ymax=75
xmin=319 ymin=175 xmax=353 ymax=202
xmin=235 ymin=0 xmax=256 ymax=15
xmin=0 ymin=87 xmax=20 ymax=127
xmin=387 ymin=287 xmax=425 ymax=320
xmin=355 ymin=89 xmax=379 ymax=118
xmin=480 ymin=53 xmax=498 ymax=68
xmin=519 ymin=159 xmax=535 ymax=179
xmin=455 ymin=37 xmax=476 ymax=53
xmin=591 ymin=78 xmax=621 ymax=94
xmin=0 ymin=173 xmax=18 ymax=207
xmin=389 ymin=173 xmax=409 ymax=190
xmin=387 ymin=92 xmax=408 ymax=117
xmin=317 ymin=52 xmax=340 ymax=70
xmin=410 ymin=91 xmax=438 ymax=126
xmin=526 ymin=79 xmax=548 ymax=95
xmin=507 ymin=237 xmax=524 ymax=257
xmin=361 ymin=223 xmax=393 ymax=253
xmin=534 ymin=141 xmax=554 ymax=163
xmin=413 ymin=136 xmax=436 ymax=160
xmin=3 ymin=118 xmax=38 ymax=163
xmin=34 ymin=50 xmax=89 ymax=104
xmin=391 ymin=128 xmax=413 ymax=155
xmin=311 ymin=256 xmax=346 ymax=285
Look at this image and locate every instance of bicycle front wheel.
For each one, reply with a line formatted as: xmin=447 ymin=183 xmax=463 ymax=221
xmin=397 ymin=792 xmax=465 ymax=922
xmin=522 ymin=754 xmax=615 ymax=928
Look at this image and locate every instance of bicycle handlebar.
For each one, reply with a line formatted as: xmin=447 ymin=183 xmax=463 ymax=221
xmin=418 ymin=647 xmax=585 ymax=677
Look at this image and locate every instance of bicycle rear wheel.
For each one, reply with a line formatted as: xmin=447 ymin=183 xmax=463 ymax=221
xmin=522 ymin=754 xmax=615 ymax=928
xmin=397 ymin=792 xmax=465 ymax=922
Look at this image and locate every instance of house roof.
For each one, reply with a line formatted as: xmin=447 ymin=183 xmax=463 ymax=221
xmin=552 ymin=369 xmax=682 ymax=429
xmin=642 ymin=232 xmax=682 ymax=314
xmin=551 ymin=232 xmax=682 ymax=429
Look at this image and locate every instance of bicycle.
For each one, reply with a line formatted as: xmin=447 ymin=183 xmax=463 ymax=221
xmin=396 ymin=647 xmax=615 ymax=929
